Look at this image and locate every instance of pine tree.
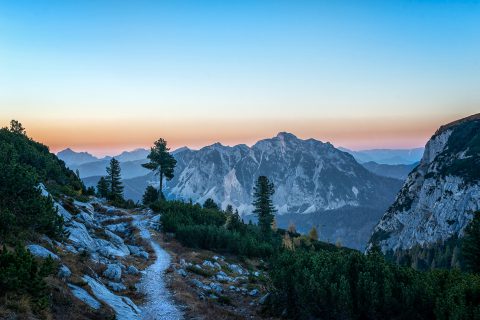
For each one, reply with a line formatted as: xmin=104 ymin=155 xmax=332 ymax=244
xmin=142 ymin=138 xmax=177 ymax=197
xmin=225 ymin=204 xmax=234 ymax=214
xmin=203 ymin=198 xmax=219 ymax=210
xmin=463 ymin=211 xmax=480 ymax=273
xmin=96 ymin=176 xmax=109 ymax=198
xmin=252 ymin=176 xmax=276 ymax=236
xmin=9 ymin=120 xmax=25 ymax=134
xmin=143 ymin=185 xmax=159 ymax=205
xmin=106 ymin=158 xmax=124 ymax=201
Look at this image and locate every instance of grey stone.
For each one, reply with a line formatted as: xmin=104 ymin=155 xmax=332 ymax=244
xmin=127 ymin=265 xmax=139 ymax=275
xmin=209 ymin=282 xmax=223 ymax=294
xmin=176 ymin=268 xmax=187 ymax=277
xmin=68 ymin=283 xmax=101 ymax=310
xmin=249 ymin=289 xmax=259 ymax=296
xmin=229 ymin=264 xmax=245 ymax=275
xmin=202 ymin=260 xmax=215 ymax=269
xmin=192 ymin=279 xmax=210 ymax=291
xmin=108 ymin=281 xmax=126 ymax=292
xmin=138 ymin=250 xmax=149 ymax=259
xmin=83 ymin=275 xmax=141 ymax=320
xmin=58 ymin=265 xmax=72 ymax=279
xmin=103 ymin=263 xmax=122 ymax=281
xmin=26 ymin=244 xmax=59 ymax=260
xmin=216 ymin=271 xmax=233 ymax=282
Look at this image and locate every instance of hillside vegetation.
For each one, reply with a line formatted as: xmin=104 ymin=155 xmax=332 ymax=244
xmin=0 ymin=121 xmax=87 ymax=315
xmin=152 ymin=196 xmax=480 ymax=319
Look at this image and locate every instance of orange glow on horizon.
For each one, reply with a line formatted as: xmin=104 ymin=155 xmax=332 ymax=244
xmin=11 ymin=113 xmax=465 ymax=156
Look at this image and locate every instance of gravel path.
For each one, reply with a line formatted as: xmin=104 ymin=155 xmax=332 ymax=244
xmin=135 ymin=215 xmax=183 ymax=320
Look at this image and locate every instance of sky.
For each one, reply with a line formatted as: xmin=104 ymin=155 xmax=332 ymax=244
xmin=0 ymin=1 xmax=479 ymax=156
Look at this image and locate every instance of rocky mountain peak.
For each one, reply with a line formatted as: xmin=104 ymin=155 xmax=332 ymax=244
xmin=369 ymin=114 xmax=480 ymax=252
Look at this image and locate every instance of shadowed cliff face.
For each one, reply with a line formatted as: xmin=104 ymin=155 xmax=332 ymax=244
xmin=369 ymin=114 xmax=480 ymax=252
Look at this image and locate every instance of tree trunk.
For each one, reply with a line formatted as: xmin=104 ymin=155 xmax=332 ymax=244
xmin=159 ymin=172 xmax=163 ymax=196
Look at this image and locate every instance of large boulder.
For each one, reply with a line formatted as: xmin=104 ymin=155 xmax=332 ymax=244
xmin=83 ymin=275 xmax=141 ymax=320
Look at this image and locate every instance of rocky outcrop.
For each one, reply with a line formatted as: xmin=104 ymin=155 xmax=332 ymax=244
xmin=369 ymin=114 xmax=480 ymax=251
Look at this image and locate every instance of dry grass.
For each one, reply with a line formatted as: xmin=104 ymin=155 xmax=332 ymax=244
xmin=100 ymin=216 xmax=133 ymax=226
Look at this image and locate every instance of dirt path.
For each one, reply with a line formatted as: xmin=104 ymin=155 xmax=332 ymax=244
xmin=134 ymin=214 xmax=183 ymax=320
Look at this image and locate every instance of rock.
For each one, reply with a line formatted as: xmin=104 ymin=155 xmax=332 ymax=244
xmin=66 ymin=220 xmax=97 ymax=250
xmin=127 ymin=245 xmax=141 ymax=255
xmin=216 ymin=271 xmax=233 ymax=282
xmin=55 ymin=202 xmax=73 ymax=222
xmin=77 ymin=211 xmax=95 ymax=227
xmin=127 ymin=245 xmax=148 ymax=259
xmin=108 ymin=281 xmax=126 ymax=292
xmin=213 ymin=262 xmax=222 ymax=270
xmin=176 ymin=268 xmax=187 ymax=277
xmin=229 ymin=264 xmax=245 ymax=275
xmin=58 ymin=265 xmax=72 ymax=279
xmin=96 ymin=238 xmax=130 ymax=258
xmin=202 ymin=260 xmax=215 ymax=269
xmin=106 ymin=222 xmax=130 ymax=235
xmin=127 ymin=265 xmax=139 ymax=275
xmin=179 ymin=258 xmax=186 ymax=267
xmin=213 ymin=255 xmax=221 ymax=261
xmin=192 ymin=279 xmax=210 ymax=291
xmin=103 ymin=264 xmax=122 ymax=281
xmin=209 ymin=282 xmax=223 ymax=294
xmin=105 ymin=230 xmax=125 ymax=246
xmin=249 ymin=289 xmax=259 ymax=296
xmin=65 ymin=245 xmax=78 ymax=254
xmin=253 ymin=271 xmax=260 ymax=277
xmin=233 ymin=276 xmax=248 ymax=284
xmin=229 ymin=285 xmax=237 ymax=291
xmin=138 ymin=250 xmax=149 ymax=260
xmin=26 ymin=244 xmax=59 ymax=260
xmin=83 ymin=275 xmax=141 ymax=320
xmin=259 ymin=293 xmax=270 ymax=304
xmin=68 ymin=284 xmax=101 ymax=310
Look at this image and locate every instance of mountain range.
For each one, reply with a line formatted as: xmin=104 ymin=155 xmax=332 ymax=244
xmin=340 ymin=147 xmax=424 ymax=165
xmin=62 ymin=133 xmax=407 ymax=249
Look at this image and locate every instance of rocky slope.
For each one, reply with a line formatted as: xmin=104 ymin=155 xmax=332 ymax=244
xmin=29 ymin=185 xmax=181 ymax=319
xmin=369 ymin=114 xmax=480 ymax=252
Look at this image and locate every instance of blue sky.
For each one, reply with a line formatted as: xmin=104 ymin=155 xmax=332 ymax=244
xmin=0 ymin=1 xmax=479 ymax=154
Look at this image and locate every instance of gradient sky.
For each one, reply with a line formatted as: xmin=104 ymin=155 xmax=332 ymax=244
xmin=1 ymin=1 xmax=479 ymax=156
